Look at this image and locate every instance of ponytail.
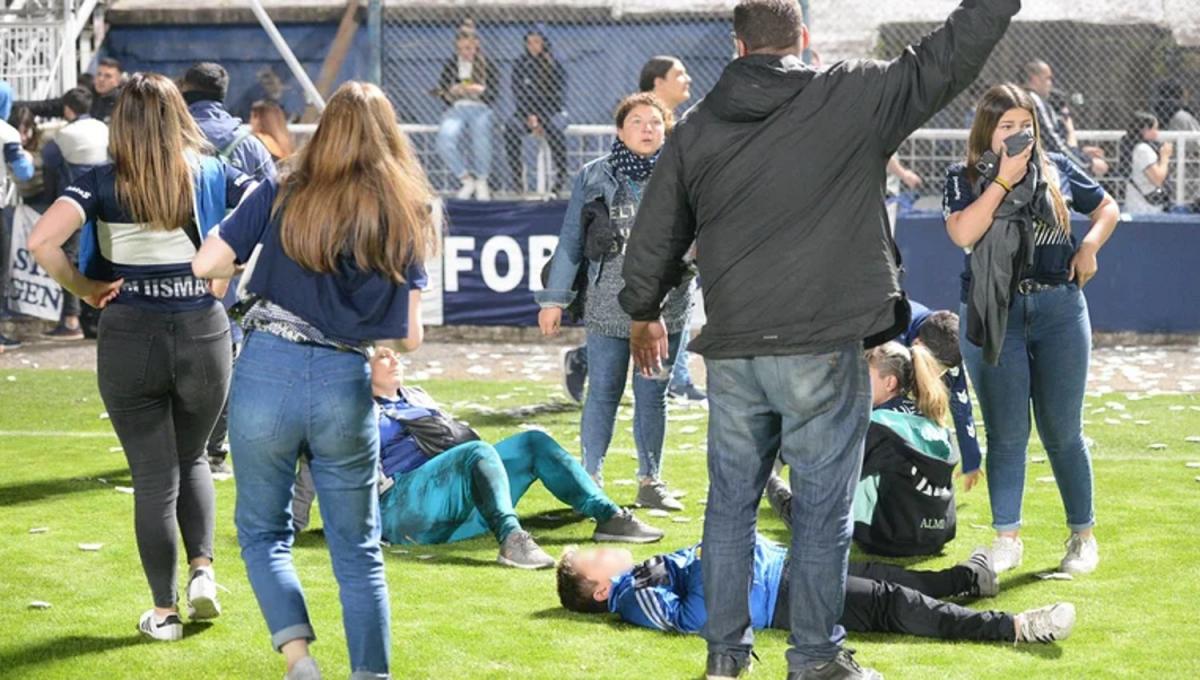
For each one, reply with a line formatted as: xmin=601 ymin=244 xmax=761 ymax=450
xmin=910 ymin=344 xmax=950 ymax=426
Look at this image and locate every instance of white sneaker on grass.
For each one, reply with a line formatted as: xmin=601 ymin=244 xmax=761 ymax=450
xmin=1015 ymin=603 xmax=1076 ymax=644
xmin=138 ymin=609 xmax=183 ymax=641
xmin=991 ymin=535 xmax=1024 ymax=573
xmin=187 ymin=565 xmax=221 ymax=620
xmin=1060 ymin=533 xmax=1099 ymax=575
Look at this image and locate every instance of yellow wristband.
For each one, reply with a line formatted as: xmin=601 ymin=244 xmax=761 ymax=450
xmin=993 ymin=177 xmax=1013 ymax=193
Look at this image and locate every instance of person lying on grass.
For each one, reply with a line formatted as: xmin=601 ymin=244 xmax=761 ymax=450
xmin=292 ymin=348 xmax=665 ymax=570
xmin=556 ymin=535 xmax=1076 ymax=646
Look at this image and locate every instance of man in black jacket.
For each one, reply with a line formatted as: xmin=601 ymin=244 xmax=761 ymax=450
xmin=16 ymin=57 xmax=123 ymax=123
xmin=503 ymin=28 xmax=567 ymax=194
xmin=617 ymin=1 xmax=1020 ymax=679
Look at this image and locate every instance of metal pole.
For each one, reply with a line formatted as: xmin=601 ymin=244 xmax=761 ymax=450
xmin=247 ymin=0 xmax=326 ymax=112
xmin=367 ymin=0 xmax=381 ymax=86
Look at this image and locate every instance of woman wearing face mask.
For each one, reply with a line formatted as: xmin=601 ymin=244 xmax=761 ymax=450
xmin=943 ymin=83 xmax=1120 ymax=577
xmin=1118 ymin=111 xmax=1174 ymax=214
xmin=536 ymin=93 xmax=693 ymax=512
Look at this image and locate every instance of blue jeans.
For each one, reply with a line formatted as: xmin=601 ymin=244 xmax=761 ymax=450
xmin=703 ymin=343 xmax=871 ymax=672
xmin=380 ymin=431 xmax=620 ymax=545
xmin=959 ymin=284 xmax=1095 ymax=533
xmin=669 ymin=324 xmax=694 ymax=389
xmin=581 ymin=332 xmax=682 ymax=482
xmin=231 ymin=332 xmax=391 ymax=678
xmin=436 ymin=101 xmax=494 ymax=179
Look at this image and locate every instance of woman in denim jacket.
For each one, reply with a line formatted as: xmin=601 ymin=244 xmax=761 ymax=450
xmin=536 ymin=93 xmax=693 ymax=511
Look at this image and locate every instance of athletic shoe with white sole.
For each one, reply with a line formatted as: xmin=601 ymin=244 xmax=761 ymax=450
xmin=706 ymin=652 xmax=752 ymax=679
xmin=635 ymin=480 xmax=685 ymax=511
xmin=187 ymin=566 xmax=222 ymax=620
xmin=1015 ymin=603 xmax=1076 ymax=644
xmin=959 ymin=547 xmax=999 ymax=598
xmin=1060 ymin=533 xmax=1099 ymax=575
xmin=789 ymin=649 xmax=883 ymax=680
xmin=285 ymin=656 xmax=322 ymax=680
xmin=593 ymin=509 xmax=664 ymax=543
xmin=991 ymin=535 xmax=1024 ymax=573
xmin=561 ymin=346 xmax=587 ymax=404
xmin=765 ymin=474 xmax=794 ymax=530
xmin=497 ymin=530 xmax=556 ymax=570
xmin=138 ymin=609 xmax=183 ymax=641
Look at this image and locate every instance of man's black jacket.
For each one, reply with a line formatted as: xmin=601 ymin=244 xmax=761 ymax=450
xmin=619 ymin=0 xmax=1020 ymax=359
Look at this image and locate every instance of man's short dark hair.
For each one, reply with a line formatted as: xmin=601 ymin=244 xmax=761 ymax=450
xmin=556 ymin=548 xmax=608 ymax=614
xmin=638 ymin=56 xmax=679 ymax=93
xmin=62 ymin=87 xmax=93 ymax=118
xmin=97 ymin=57 xmax=121 ymax=72
xmin=734 ymin=0 xmax=804 ymax=53
xmin=917 ymin=311 xmax=962 ymax=369
xmin=1022 ymin=60 xmax=1049 ymax=83
xmin=182 ymin=62 xmax=230 ymax=103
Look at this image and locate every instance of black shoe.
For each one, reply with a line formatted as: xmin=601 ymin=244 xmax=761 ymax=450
xmin=209 ymin=457 xmax=233 ymax=477
xmin=669 ymin=382 xmax=707 ymax=402
xmin=765 ymin=474 xmax=793 ymax=530
xmin=43 ymin=323 xmax=84 ymax=340
xmin=959 ymin=547 xmax=999 ymax=598
xmin=562 ymin=346 xmax=587 ymax=404
xmin=706 ymin=652 xmax=752 ymax=679
xmin=789 ymin=649 xmax=883 ymax=680
xmin=0 ymin=333 xmax=22 ymax=351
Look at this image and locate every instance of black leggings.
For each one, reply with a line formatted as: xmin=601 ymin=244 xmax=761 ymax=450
xmin=97 ymin=302 xmax=232 ymax=608
xmin=774 ymin=561 xmax=1015 ymax=642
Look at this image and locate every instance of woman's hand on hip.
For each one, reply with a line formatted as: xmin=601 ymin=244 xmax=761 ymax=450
xmin=1069 ymin=243 xmax=1099 ymax=288
xmin=538 ymin=307 xmax=563 ymax=337
xmin=81 ymin=278 xmax=124 ymax=309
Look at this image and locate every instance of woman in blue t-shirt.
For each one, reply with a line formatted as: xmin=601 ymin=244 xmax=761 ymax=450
xmin=942 ymin=84 xmax=1120 ymax=578
xmin=29 ymin=73 xmax=251 ymax=642
xmin=193 ymin=81 xmax=434 ymax=680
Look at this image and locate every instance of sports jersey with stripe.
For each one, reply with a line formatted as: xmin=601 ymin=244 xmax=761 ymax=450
xmin=60 ymin=161 xmax=253 ymax=311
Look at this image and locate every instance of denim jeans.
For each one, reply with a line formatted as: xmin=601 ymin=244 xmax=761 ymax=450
xmin=670 ymin=324 xmax=694 ymax=389
xmin=231 ymin=331 xmax=391 ymax=678
xmin=580 ymin=331 xmax=682 ymax=482
xmin=380 ymin=431 xmax=620 ymax=545
xmin=436 ymin=101 xmax=494 ymax=180
xmin=959 ymin=283 xmax=1095 ymax=533
xmin=703 ymin=342 xmax=871 ymax=672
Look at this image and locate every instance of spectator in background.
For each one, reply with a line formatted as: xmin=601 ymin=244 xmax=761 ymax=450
xmin=1023 ymin=60 xmax=1109 ymax=178
xmin=1 ymin=81 xmax=35 ymax=352
xmin=435 ymin=28 xmax=498 ymax=201
xmin=16 ymin=57 xmax=124 ymax=123
xmin=504 ymin=27 xmax=567 ymax=195
xmin=639 ymin=56 xmax=692 ymax=113
xmin=1151 ymin=80 xmax=1200 ymax=133
xmin=11 ymin=106 xmax=49 ymax=211
xmin=1119 ymin=111 xmax=1173 ymax=214
xmin=250 ymin=100 xmax=294 ymax=164
xmin=182 ymin=62 xmax=277 ymax=183
xmin=40 ymin=87 xmax=110 ymax=340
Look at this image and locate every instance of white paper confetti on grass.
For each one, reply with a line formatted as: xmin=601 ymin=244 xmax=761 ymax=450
xmin=1136 ymin=420 xmax=1152 ymax=426
xmin=466 ymin=365 xmax=491 ymax=376
xmin=1149 ymin=443 xmax=1168 ymax=450
xmin=28 ymin=527 xmax=49 ymax=534
xmin=646 ymin=509 xmax=671 ymax=518
xmin=78 ymin=543 xmax=103 ymax=552
xmin=417 ymin=554 xmax=435 ymax=561
xmin=969 ymin=523 xmax=991 ymax=531
xmin=1036 ymin=572 xmax=1074 ymax=581
xmin=389 ymin=549 xmax=409 ymax=555
xmin=1184 ymin=462 xmax=1200 ymax=469
xmin=28 ymin=601 xmax=52 ymax=610
xmin=108 ymin=446 xmax=123 ymax=453
xmin=114 ymin=486 xmax=135 ymax=495
xmin=671 ymin=517 xmax=692 ymax=524
xmin=1186 ymin=436 xmax=1200 ymax=444
xmin=1036 ymin=476 xmax=1056 ymax=483
xmin=99 ymin=412 xmax=110 ymax=420
xmin=5 ymin=375 xmax=15 ymax=382
xmin=1031 ymin=456 xmax=1047 ymax=463
xmin=1103 ymin=418 xmax=1122 ymax=426
xmin=1169 ymin=405 xmax=1186 ymax=412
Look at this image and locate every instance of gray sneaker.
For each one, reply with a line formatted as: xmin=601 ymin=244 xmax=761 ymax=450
xmin=497 ymin=530 xmax=555 ymax=570
xmin=789 ymin=649 xmax=883 ymax=680
xmin=593 ymin=509 xmax=665 ymax=543
xmin=285 ymin=656 xmax=322 ymax=680
xmin=635 ymin=481 xmax=685 ymax=511
xmin=959 ymin=547 xmax=999 ymax=598
xmin=1015 ymin=603 xmax=1076 ymax=644
xmin=765 ymin=474 xmax=793 ymax=530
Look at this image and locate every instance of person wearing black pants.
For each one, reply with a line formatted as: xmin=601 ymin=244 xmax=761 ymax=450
xmin=29 ymin=73 xmax=252 ymax=641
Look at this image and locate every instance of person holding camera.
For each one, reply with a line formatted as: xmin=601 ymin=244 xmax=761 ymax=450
xmin=943 ymin=83 xmax=1120 ymax=579
xmin=536 ymin=93 xmax=693 ymax=512
xmin=1118 ymin=111 xmax=1173 ymax=214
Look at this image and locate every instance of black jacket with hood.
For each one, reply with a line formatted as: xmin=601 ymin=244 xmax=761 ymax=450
xmin=618 ymin=0 xmax=1020 ymax=359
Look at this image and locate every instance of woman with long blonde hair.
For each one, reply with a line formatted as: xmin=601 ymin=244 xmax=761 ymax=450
xmin=194 ymin=81 xmax=435 ymax=680
xmin=943 ymin=83 xmax=1120 ymax=577
xmin=28 ymin=72 xmax=254 ymax=640
xmin=249 ymin=99 xmax=294 ymax=162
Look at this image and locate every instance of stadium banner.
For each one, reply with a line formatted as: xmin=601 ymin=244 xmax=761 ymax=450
xmin=441 ymin=199 xmax=565 ymax=326
xmin=5 ymin=205 xmax=63 ymax=322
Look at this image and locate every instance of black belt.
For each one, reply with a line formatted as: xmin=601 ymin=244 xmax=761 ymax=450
xmin=1016 ymin=279 xmax=1066 ymax=296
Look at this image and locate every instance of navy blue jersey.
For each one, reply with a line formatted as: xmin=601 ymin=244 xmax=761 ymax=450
xmin=61 ymin=162 xmax=252 ymax=311
xmin=942 ymin=152 xmax=1107 ymax=303
xmin=377 ymin=394 xmax=439 ymax=477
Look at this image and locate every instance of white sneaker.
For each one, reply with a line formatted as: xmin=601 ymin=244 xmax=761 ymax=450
xmin=138 ymin=609 xmax=183 ymax=641
xmin=456 ymin=175 xmax=476 ymax=200
xmin=1015 ymin=602 xmax=1076 ymax=644
xmin=1060 ymin=533 xmax=1099 ymax=575
xmin=991 ymin=535 xmax=1024 ymax=573
xmin=474 ymin=176 xmax=491 ymax=201
xmin=187 ymin=566 xmax=222 ymax=620
xmin=285 ymin=656 xmax=322 ymax=680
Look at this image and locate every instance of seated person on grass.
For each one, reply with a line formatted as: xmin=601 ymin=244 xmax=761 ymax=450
xmin=556 ymin=535 xmax=1075 ymax=646
xmin=293 ymin=348 xmax=665 ymax=570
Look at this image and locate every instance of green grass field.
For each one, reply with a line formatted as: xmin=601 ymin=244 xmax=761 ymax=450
xmin=2 ymin=368 xmax=1199 ymax=679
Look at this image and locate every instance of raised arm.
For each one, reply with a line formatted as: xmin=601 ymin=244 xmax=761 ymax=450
xmin=873 ymin=0 xmax=1021 ymax=153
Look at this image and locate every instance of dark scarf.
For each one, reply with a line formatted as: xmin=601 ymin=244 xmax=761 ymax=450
xmin=610 ymin=139 xmax=659 ymax=182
